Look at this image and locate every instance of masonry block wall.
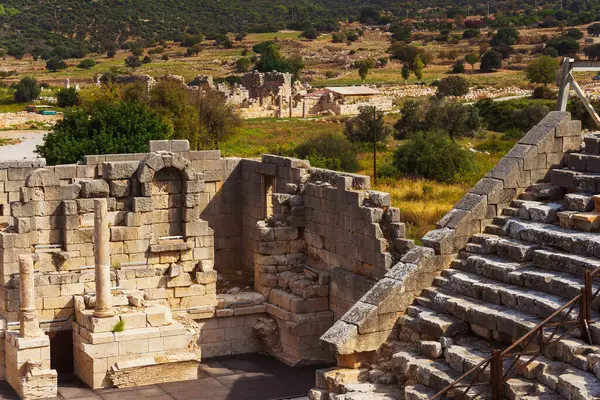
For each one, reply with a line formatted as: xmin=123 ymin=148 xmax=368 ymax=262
xmin=239 ymin=154 xmax=415 ymax=365
xmin=0 ymin=138 xmax=421 ymax=386
xmin=320 ymin=111 xmax=584 ymax=367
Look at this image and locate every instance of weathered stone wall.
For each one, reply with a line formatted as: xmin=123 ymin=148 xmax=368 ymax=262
xmin=0 ymin=160 xmax=47 ymax=226
xmin=0 ymin=141 xmax=249 ymax=327
xmin=303 ymin=169 xmax=412 ymax=320
xmin=197 ymin=312 xmax=266 ymax=358
xmin=320 ymin=111 xmax=583 ymax=365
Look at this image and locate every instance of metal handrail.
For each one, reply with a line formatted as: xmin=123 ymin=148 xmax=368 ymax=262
xmin=431 ymin=266 xmax=600 ymax=400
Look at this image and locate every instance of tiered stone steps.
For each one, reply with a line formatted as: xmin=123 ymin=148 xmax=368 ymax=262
xmin=390 ymin=135 xmax=600 ymax=399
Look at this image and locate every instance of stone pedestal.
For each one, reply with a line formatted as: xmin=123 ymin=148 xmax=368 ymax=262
xmin=73 ymin=304 xmax=199 ymax=389
xmin=5 ymin=333 xmax=57 ymax=400
xmin=5 ymin=255 xmax=58 ymax=399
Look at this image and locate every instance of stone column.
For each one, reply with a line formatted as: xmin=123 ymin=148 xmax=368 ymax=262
xmin=94 ymin=199 xmax=114 ymax=318
xmin=18 ymin=254 xmax=42 ymax=338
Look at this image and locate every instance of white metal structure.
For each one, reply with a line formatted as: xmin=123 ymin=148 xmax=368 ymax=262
xmin=557 ymin=57 xmax=600 ymax=127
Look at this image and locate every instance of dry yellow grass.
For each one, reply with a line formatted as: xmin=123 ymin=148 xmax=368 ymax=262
xmin=373 ymin=177 xmax=469 ymax=240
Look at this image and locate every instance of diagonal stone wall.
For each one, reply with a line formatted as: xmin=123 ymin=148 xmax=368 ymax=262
xmin=319 ymin=111 xmax=584 ymax=366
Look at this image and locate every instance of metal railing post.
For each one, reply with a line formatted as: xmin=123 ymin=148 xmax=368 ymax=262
xmin=585 ymin=270 xmax=593 ymax=323
xmin=581 ymin=288 xmax=588 ymax=342
xmin=491 ymin=349 xmax=502 ymax=400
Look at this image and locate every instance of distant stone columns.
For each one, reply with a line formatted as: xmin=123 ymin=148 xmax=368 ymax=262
xmin=18 ymin=255 xmax=42 ymax=338
xmin=94 ymin=199 xmax=114 ymax=318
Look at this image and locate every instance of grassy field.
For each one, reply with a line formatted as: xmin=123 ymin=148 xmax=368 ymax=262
xmin=221 ymin=118 xmax=509 ymax=240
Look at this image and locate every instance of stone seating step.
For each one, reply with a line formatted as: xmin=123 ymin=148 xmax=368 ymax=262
xmin=439 ymin=270 xmax=579 ymax=321
xmin=420 ymin=287 xmax=543 ymax=341
xmin=443 ymin=342 xmax=562 ymax=400
xmin=518 ymin=355 xmax=600 ymax=399
xmin=391 ymin=351 xmax=484 ymax=397
xmin=583 ymin=134 xmax=600 ymax=155
xmin=502 ymin=206 xmax=520 ymax=217
xmin=511 ymin=200 xmax=562 ymax=224
xmin=404 ymin=384 xmax=437 ymax=400
xmin=495 ymin=238 xmax=540 ymax=262
xmin=402 ymin=305 xmax=468 ymax=338
xmin=502 ymin=218 xmax=600 ymax=258
xmin=458 ymin=254 xmax=600 ymax=309
xmin=563 ymin=193 xmax=595 ymax=212
xmin=551 ymin=168 xmax=600 ymax=192
xmin=484 ymin=223 xmax=506 ymax=236
xmin=565 ymin=152 xmax=600 ymax=173
xmin=518 ymin=184 xmax=565 ymax=202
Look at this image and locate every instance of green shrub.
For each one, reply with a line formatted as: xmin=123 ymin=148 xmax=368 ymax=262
xmin=395 ymin=99 xmax=481 ymax=140
xmin=394 ymin=130 xmax=476 ymax=182
xmin=437 ymin=75 xmax=469 ymax=97
xmin=532 ymin=86 xmax=555 ymax=100
xmin=294 ymin=133 xmax=359 ymax=172
xmin=12 ymin=77 xmax=41 ymax=103
xmin=77 ymin=58 xmax=97 ymax=69
xmin=451 ymin=61 xmax=466 ymax=74
xmin=56 ymin=87 xmax=79 ymax=107
xmin=112 ymin=319 xmax=125 ymax=332
xmin=475 ymin=98 xmax=555 ymax=132
xmin=376 ymin=162 xmax=400 ymax=179
xmin=36 ymin=101 xmax=172 ymax=165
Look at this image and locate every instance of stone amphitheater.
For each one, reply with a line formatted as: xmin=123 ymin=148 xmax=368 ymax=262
xmin=0 ymin=109 xmax=598 ymax=400
xmin=311 ymin=112 xmax=600 ymax=400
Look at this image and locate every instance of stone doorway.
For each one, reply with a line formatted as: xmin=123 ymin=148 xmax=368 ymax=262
xmin=48 ymin=330 xmax=74 ymax=374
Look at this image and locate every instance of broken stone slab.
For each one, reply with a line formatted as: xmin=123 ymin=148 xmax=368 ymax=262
xmin=25 ymin=168 xmax=60 ymax=187
xmin=79 ymin=179 xmax=110 ymax=198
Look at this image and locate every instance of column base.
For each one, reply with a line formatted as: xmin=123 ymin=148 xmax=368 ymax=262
xmin=94 ymin=309 xmax=115 ymax=318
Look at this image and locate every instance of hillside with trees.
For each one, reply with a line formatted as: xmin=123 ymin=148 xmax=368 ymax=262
xmin=2 ymin=0 xmax=600 ymax=58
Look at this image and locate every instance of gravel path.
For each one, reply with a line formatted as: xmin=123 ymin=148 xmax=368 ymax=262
xmin=0 ymin=130 xmax=48 ymax=161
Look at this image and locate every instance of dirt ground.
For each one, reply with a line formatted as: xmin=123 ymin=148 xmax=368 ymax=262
xmin=0 ymin=130 xmax=48 ymax=161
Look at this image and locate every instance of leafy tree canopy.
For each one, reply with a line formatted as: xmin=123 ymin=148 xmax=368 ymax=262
xmin=36 ymin=101 xmax=172 ymax=165
xmin=525 ymin=55 xmax=559 ymax=86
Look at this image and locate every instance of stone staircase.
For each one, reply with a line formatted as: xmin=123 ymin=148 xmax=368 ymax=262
xmin=312 ymin=135 xmax=600 ymax=400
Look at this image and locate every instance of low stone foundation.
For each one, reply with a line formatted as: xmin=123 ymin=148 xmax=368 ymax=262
xmin=5 ymin=332 xmax=56 ymax=400
xmin=73 ymin=300 xmax=198 ymax=389
xmin=108 ymin=353 xmax=202 ymax=388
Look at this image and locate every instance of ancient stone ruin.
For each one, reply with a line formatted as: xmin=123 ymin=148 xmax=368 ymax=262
xmin=93 ymin=71 xmax=393 ymax=119
xmin=3 ymin=109 xmax=600 ymax=399
xmin=309 ymin=112 xmax=600 ymax=399
xmin=0 ymin=139 xmax=413 ymax=397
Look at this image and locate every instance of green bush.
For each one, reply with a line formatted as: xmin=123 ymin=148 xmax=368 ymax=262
xmin=36 ymin=101 xmax=172 ymax=165
xmin=77 ymin=58 xmax=97 ymax=69
xmin=56 ymin=87 xmax=79 ymax=107
xmin=294 ymin=133 xmax=359 ymax=172
xmin=532 ymin=86 xmax=555 ymax=100
xmin=395 ymin=99 xmax=481 ymax=140
xmin=437 ymin=75 xmax=469 ymax=97
xmin=13 ymin=77 xmax=41 ymax=103
xmin=394 ymin=130 xmax=476 ymax=182
xmin=475 ymin=98 xmax=555 ymax=132
xmin=112 ymin=320 xmax=125 ymax=332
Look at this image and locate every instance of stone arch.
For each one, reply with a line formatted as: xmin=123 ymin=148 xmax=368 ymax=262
xmin=137 ymin=151 xmax=204 ymax=241
xmin=25 ymin=168 xmax=60 ymax=189
xmin=137 ymin=151 xmax=195 ymax=184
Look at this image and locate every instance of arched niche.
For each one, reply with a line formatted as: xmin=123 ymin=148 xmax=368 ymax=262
xmin=137 ymin=151 xmax=204 ymax=243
